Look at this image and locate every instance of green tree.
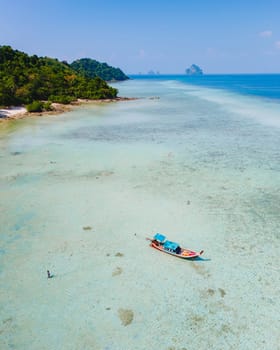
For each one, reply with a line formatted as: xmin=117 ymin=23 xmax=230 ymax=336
xmin=71 ymin=58 xmax=129 ymax=81
xmin=0 ymin=45 xmax=119 ymax=107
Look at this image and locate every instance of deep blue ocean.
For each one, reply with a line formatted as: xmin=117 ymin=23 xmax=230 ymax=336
xmin=130 ymin=74 xmax=280 ymax=101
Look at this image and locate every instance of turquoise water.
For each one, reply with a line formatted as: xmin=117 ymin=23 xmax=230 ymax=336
xmin=0 ymin=76 xmax=279 ymax=349
xmin=130 ymin=74 xmax=280 ymax=100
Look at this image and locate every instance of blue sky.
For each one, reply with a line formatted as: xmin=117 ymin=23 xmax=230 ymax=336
xmin=0 ymin=0 xmax=280 ymax=74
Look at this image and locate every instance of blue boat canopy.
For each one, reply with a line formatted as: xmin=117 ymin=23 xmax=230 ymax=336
xmin=163 ymin=240 xmax=180 ymax=251
xmin=153 ymin=233 xmax=166 ymax=243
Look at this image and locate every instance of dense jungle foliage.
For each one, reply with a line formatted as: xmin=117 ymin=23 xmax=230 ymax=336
xmin=0 ymin=46 xmax=118 ymax=107
xmin=71 ymin=58 xmax=129 ymax=81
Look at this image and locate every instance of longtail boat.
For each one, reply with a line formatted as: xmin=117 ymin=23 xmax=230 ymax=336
xmin=147 ymin=233 xmax=204 ymax=259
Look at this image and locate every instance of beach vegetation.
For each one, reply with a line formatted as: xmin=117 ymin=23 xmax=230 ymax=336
xmin=26 ymin=101 xmax=53 ymax=113
xmin=26 ymin=101 xmax=44 ymax=112
xmin=0 ymin=45 xmax=119 ymax=107
xmin=49 ymin=95 xmax=73 ymax=104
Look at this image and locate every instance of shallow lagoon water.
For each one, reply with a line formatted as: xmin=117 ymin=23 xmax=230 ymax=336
xmin=0 ymin=78 xmax=279 ymax=349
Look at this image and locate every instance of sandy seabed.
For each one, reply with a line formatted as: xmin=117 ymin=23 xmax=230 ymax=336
xmin=0 ymin=82 xmax=279 ymax=350
xmin=0 ymin=98 xmax=138 ymax=123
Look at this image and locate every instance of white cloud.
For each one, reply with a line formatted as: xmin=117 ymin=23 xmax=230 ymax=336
xmin=275 ymin=41 xmax=280 ymax=49
xmin=259 ymin=30 xmax=272 ymax=38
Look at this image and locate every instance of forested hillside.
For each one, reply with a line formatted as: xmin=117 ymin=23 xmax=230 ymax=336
xmin=0 ymin=46 xmax=118 ymax=107
xmin=71 ymin=58 xmax=129 ymax=81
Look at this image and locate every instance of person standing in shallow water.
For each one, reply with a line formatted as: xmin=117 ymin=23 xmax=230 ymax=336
xmin=47 ymin=270 xmax=52 ymax=278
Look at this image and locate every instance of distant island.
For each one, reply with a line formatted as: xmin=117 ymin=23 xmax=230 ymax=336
xmin=147 ymin=70 xmax=160 ymax=75
xmin=0 ymin=46 xmax=129 ymax=112
xmin=185 ymin=64 xmax=203 ymax=75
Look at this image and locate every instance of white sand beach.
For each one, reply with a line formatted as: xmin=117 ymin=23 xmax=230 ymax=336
xmin=0 ymin=98 xmax=137 ymax=123
xmin=0 ymin=106 xmax=27 ymax=119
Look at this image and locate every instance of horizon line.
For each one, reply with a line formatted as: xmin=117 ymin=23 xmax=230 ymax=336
xmin=128 ymin=72 xmax=280 ymax=76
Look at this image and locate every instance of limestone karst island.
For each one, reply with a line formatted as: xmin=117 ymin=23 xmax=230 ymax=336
xmin=185 ymin=64 xmax=203 ymax=75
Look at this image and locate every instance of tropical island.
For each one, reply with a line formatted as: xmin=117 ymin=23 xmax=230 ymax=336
xmin=0 ymin=46 xmax=130 ymax=118
xmin=185 ymin=64 xmax=203 ymax=75
xmin=70 ymin=58 xmax=129 ymax=81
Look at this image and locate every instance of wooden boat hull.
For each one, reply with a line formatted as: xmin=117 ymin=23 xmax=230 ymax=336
xmin=149 ymin=241 xmax=203 ymax=259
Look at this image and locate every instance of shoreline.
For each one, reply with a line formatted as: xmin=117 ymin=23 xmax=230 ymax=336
xmin=0 ymin=97 xmax=138 ymax=123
